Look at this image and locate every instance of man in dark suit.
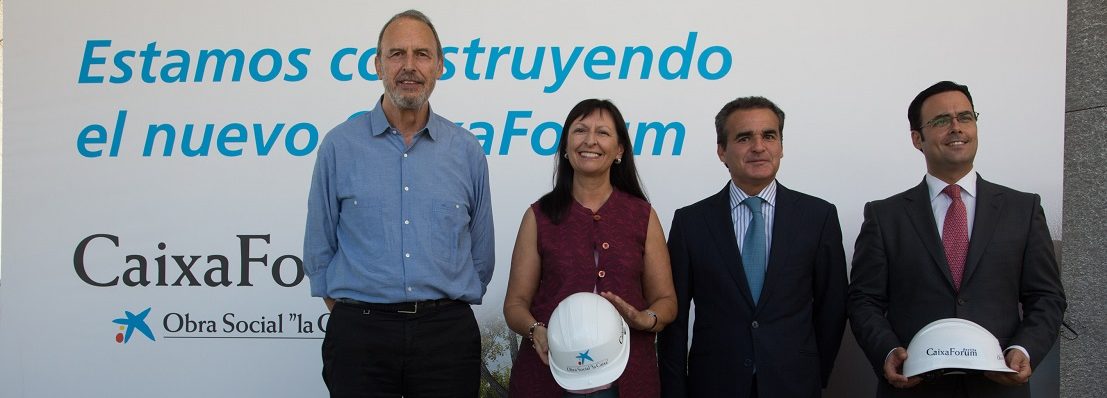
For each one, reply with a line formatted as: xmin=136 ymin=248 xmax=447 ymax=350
xmin=659 ymin=96 xmax=848 ymax=397
xmin=848 ymin=81 xmax=1067 ymax=398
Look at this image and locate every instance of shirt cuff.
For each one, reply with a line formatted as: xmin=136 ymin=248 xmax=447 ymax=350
xmin=1004 ymin=345 xmax=1030 ymax=363
xmin=307 ymin=269 xmax=329 ymax=298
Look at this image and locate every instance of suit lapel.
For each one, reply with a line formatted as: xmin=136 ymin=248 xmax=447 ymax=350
xmin=703 ymin=183 xmax=756 ymax=309
xmin=903 ymin=180 xmax=956 ymax=289
xmin=962 ymin=176 xmax=1003 ymax=286
xmin=757 ymin=184 xmax=798 ymax=312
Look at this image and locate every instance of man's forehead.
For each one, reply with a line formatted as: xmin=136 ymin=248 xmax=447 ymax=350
xmin=727 ymin=109 xmax=779 ymax=127
xmin=735 ymin=128 xmax=778 ymax=133
xmin=380 ymin=18 xmax=435 ymax=46
xmin=921 ymin=91 xmax=973 ymax=114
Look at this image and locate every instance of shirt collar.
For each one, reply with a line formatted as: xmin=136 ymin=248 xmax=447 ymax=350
xmin=925 ymin=169 xmax=977 ymax=201
xmin=367 ymin=96 xmax=438 ymax=140
xmin=730 ymin=180 xmax=778 ymax=210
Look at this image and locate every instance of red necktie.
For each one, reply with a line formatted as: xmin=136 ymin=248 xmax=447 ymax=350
xmin=942 ymin=185 xmax=968 ymax=291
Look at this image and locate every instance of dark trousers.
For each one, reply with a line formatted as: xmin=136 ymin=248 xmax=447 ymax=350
xmin=875 ymin=373 xmax=1029 ymax=398
xmin=322 ymin=301 xmax=481 ymax=398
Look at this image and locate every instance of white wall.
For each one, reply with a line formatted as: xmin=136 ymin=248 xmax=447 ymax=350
xmin=0 ymin=1 xmax=1065 ymax=396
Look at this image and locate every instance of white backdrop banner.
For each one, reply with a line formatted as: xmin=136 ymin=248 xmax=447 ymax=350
xmin=0 ymin=1 xmax=1064 ymax=397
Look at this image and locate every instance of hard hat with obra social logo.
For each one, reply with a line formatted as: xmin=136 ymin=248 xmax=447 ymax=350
xmin=546 ymin=292 xmax=630 ymax=391
xmin=902 ymin=318 xmax=1018 ymax=377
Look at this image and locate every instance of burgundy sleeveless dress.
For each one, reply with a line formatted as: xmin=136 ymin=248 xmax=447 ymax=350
xmin=508 ymin=189 xmax=660 ymax=398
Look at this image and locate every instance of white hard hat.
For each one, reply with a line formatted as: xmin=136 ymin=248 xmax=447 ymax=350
xmin=902 ymin=318 xmax=1017 ymax=377
xmin=546 ymin=292 xmax=631 ymax=391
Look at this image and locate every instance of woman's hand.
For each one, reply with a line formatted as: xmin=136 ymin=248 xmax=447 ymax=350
xmin=532 ymin=324 xmax=550 ymax=365
xmin=600 ymin=291 xmax=656 ymax=331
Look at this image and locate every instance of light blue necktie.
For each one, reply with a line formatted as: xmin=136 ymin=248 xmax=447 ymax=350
xmin=741 ymin=196 xmax=767 ymax=304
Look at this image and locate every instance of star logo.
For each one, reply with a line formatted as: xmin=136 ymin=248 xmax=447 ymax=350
xmin=113 ymin=307 xmax=156 ymax=343
xmin=576 ymin=349 xmax=593 ymax=365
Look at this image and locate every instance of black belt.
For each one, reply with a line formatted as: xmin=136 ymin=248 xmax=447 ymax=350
xmin=336 ymin=298 xmax=462 ymax=314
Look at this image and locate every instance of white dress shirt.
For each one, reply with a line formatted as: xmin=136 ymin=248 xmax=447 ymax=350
xmin=729 ymin=180 xmax=777 ymax=258
xmin=925 ymin=170 xmax=977 ymax=239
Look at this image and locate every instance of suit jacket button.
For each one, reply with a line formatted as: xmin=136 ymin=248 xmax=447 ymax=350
xmin=751 ymin=321 xmax=759 ymax=329
xmin=957 ymin=298 xmax=967 ymax=305
xmin=744 ymin=359 xmax=753 ymax=367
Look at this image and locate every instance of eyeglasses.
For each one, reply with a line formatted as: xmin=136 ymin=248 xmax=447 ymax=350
xmin=920 ymin=111 xmax=979 ymax=130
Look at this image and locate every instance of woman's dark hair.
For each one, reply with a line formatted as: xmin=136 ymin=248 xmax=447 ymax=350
xmin=538 ymin=99 xmax=647 ymax=224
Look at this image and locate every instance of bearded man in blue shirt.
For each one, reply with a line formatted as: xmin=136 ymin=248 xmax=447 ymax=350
xmin=303 ymin=9 xmax=495 ymax=398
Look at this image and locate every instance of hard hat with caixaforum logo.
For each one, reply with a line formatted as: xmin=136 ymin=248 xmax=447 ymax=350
xmin=903 ymin=318 xmax=1017 ymax=377
xmin=546 ymin=292 xmax=630 ymax=391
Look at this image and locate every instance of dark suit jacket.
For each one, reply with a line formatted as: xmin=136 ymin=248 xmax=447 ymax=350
xmin=848 ymin=176 xmax=1067 ymax=398
xmin=659 ymin=182 xmax=848 ymax=397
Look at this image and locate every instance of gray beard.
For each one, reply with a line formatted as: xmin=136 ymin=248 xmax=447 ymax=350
xmin=388 ymin=90 xmax=428 ymax=110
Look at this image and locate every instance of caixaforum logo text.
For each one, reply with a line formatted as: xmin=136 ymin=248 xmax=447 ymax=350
xmin=113 ymin=307 xmax=156 ymax=344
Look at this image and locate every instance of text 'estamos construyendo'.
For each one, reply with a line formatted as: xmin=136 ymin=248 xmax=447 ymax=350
xmin=74 ymin=234 xmax=304 ymax=287
xmin=74 ymin=33 xmax=725 ymax=159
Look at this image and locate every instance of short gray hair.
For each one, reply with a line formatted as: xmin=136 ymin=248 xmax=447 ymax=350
xmin=377 ymin=9 xmax=443 ymax=58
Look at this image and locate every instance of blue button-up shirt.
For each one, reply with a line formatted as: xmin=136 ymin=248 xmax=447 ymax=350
xmin=303 ymin=100 xmax=494 ymax=304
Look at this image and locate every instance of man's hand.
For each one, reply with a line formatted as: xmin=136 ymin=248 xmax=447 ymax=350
xmin=884 ymin=347 xmax=922 ymax=389
xmin=324 ymin=297 xmax=335 ymax=311
xmin=985 ymin=349 xmax=1032 ymax=386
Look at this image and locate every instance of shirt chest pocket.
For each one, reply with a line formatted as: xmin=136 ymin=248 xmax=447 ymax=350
xmin=426 ymin=200 xmax=471 ymax=262
xmin=339 ymin=197 xmax=388 ymax=262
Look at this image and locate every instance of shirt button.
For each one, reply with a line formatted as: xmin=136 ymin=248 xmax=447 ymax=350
xmin=405 ymin=253 xmax=411 ymax=258
xmin=403 ymin=153 xmax=409 ymax=158
xmin=592 ymin=214 xmax=602 ymax=221
xmin=751 ymin=321 xmax=759 ymax=329
xmin=455 ymin=204 xmax=460 ymax=209
xmin=407 ymin=287 xmax=413 ymax=292
xmin=353 ymin=200 xmax=358 ymax=205
xmin=601 ymin=242 xmax=610 ymax=250
xmin=404 ymin=220 xmax=410 ymax=225
xmin=404 ymin=186 xmax=410 ymax=192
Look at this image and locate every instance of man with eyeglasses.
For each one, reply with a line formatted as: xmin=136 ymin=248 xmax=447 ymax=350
xmin=848 ymin=81 xmax=1066 ymax=397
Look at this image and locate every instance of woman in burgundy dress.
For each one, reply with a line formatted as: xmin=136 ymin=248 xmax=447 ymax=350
xmin=503 ymin=99 xmax=677 ymax=397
